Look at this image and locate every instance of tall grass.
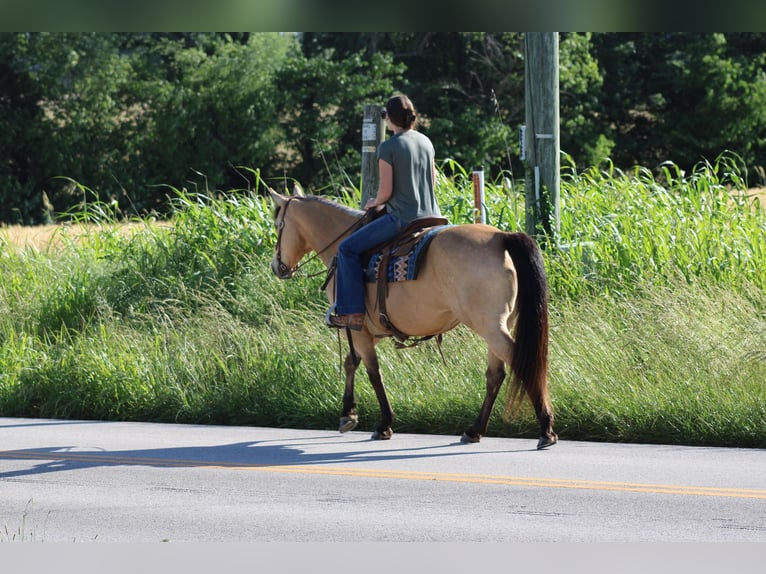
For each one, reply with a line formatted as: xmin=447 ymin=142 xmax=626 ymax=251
xmin=551 ymin=153 xmax=765 ymax=299
xmin=0 ymin=153 xmax=763 ymax=446
xmin=439 ymin=153 xmax=765 ymax=299
xmin=549 ymin=282 xmax=766 ymax=445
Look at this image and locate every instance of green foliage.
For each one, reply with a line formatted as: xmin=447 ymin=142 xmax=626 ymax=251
xmin=549 ymin=282 xmax=766 ymax=446
xmin=550 ymin=152 xmax=766 ymax=299
xmin=272 ymin=49 xmax=403 ymax=192
xmin=0 ymin=33 xmax=298 ymax=222
xmin=592 ymin=33 xmax=766 ymax=172
xmin=136 ymin=34 xmax=294 ymax=203
xmin=0 ymin=33 xmax=140 ymax=222
xmin=559 ymin=33 xmax=613 ymax=167
xmin=4 ymin=32 xmax=766 ymax=224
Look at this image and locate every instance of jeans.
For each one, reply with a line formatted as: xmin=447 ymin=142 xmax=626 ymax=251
xmin=334 ymin=213 xmax=404 ymax=315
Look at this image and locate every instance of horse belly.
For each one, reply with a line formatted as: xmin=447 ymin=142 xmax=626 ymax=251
xmin=365 ymin=280 xmax=456 ymax=336
xmin=363 ymin=227 xmax=517 ymax=337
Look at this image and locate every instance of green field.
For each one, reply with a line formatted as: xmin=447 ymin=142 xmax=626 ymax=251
xmin=0 ymin=155 xmax=764 ymax=447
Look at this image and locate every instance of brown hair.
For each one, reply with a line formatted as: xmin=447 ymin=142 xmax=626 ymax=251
xmin=384 ymin=94 xmax=418 ymax=130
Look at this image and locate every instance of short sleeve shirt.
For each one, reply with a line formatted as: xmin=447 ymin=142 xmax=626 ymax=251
xmin=377 ymin=130 xmax=441 ymax=222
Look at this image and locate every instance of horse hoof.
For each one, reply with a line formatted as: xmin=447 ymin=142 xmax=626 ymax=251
xmin=537 ymin=434 xmax=558 ymax=450
xmin=371 ymin=428 xmax=393 ymax=440
xmin=461 ymin=432 xmax=481 ymax=443
xmin=339 ymin=416 xmax=358 ymax=433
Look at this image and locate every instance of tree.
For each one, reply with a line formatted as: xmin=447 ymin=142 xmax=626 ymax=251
xmin=298 ymin=33 xmax=605 ymax=181
xmin=2 ymin=32 xmax=766 ymax=224
xmin=593 ymin=33 xmax=766 ymax=173
xmin=0 ymin=33 xmax=297 ymax=222
xmin=136 ymin=33 xmax=294 ymax=203
xmin=0 ymin=33 xmax=45 ymax=222
xmin=0 ymin=33 xmax=142 ymax=222
xmin=273 ymin=45 xmax=402 ymax=192
xmin=558 ymin=32 xmax=611 ymax=168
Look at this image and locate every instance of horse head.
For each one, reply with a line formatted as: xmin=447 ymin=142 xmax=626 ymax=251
xmin=268 ymin=185 xmax=365 ymax=280
xmin=268 ymin=185 xmax=308 ymax=279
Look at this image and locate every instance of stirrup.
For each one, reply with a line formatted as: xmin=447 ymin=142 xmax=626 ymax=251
xmin=324 ymin=304 xmax=337 ymax=324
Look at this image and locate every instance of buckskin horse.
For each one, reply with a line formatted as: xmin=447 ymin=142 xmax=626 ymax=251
xmin=268 ymin=186 xmax=557 ymax=449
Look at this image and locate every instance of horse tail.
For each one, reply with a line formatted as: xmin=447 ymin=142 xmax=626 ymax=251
xmin=502 ymin=232 xmax=551 ymax=421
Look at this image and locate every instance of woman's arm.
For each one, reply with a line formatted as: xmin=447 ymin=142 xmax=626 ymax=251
xmin=365 ymin=158 xmax=393 ymax=209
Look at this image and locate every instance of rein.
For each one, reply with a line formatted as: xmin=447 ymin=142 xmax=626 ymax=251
xmin=274 ymin=197 xmax=367 ymax=279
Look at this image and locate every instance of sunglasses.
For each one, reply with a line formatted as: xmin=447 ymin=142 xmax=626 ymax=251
xmin=380 ymin=109 xmax=387 ymax=119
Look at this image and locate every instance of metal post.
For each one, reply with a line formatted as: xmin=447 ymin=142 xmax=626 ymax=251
xmin=361 ymin=103 xmax=386 ymax=208
xmin=524 ymin=32 xmax=560 ymax=243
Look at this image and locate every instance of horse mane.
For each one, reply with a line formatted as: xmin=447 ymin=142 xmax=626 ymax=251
xmin=297 ymin=195 xmax=365 ymax=218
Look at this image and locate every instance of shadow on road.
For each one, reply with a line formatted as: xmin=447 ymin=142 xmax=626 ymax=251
xmin=0 ymin=425 xmax=534 ymax=479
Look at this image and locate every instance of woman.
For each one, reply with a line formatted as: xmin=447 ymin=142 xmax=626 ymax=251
xmin=326 ymin=94 xmax=442 ymax=331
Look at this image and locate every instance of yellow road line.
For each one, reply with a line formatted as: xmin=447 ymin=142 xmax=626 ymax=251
xmin=224 ymin=465 xmax=766 ymax=499
xmin=2 ymin=450 xmax=765 ymax=500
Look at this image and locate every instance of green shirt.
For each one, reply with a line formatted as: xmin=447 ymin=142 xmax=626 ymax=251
xmin=378 ymin=130 xmax=441 ymax=222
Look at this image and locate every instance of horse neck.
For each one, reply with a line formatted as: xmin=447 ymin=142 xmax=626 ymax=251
xmin=294 ymin=198 xmax=362 ymax=266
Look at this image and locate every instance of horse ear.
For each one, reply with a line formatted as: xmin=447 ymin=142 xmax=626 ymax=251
xmin=292 ymin=183 xmax=304 ymax=197
xmin=268 ymin=187 xmax=287 ymax=207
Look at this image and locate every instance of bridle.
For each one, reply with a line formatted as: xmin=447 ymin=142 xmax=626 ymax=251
xmin=273 ymin=197 xmax=298 ymax=278
xmin=273 ymin=196 xmax=368 ymax=279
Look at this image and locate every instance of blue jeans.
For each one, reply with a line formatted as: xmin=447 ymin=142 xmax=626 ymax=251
xmin=334 ymin=213 xmax=404 ymax=315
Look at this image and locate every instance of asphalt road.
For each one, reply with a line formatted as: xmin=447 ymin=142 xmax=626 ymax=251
xmin=1 ymin=416 xmax=765 ymax=543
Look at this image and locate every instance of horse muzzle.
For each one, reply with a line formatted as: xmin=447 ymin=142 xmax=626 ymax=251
xmin=271 ymin=256 xmax=294 ymax=279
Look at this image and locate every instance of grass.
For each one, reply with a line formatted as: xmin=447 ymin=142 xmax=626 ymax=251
xmin=0 ymin=154 xmax=764 ymax=447
xmin=549 ymin=154 xmax=766 ymax=299
xmin=1 ymin=501 xmax=39 ymax=543
xmin=549 ymin=282 xmax=766 ymax=445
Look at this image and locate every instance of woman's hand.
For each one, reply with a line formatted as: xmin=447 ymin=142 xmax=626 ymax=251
xmin=364 ymin=197 xmax=378 ymax=210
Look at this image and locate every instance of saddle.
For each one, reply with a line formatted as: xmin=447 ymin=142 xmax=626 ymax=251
xmin=363 ymin=216 xmax=450 ymax=344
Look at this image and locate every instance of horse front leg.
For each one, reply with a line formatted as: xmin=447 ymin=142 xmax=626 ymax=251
xmin=339 ymin=350 xmax=360 ymax=433
xmin=461 ymin=353 xmax=505 ymax=443
xmin=367 ymin=360 xmax=394 ymax=440
xmin=354 ymin=335 xmax=394 ymax=440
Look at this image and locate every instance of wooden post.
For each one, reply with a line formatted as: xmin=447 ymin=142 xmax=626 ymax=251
xmin=524 ymin=32 xmax=560 ymax=243
xmin=361 ymin=103 xmax=386 ymax=208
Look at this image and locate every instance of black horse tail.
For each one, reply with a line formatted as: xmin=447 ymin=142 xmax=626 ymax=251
xmin=502 ymin=232 xmax=552 ymax=424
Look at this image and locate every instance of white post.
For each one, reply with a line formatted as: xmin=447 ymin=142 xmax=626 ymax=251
xmin=472 ymin=166 xmax=486 ymax=224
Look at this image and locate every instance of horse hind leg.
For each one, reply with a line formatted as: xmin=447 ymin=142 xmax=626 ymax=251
xmin=461 ymin=326 xmax=557 ymax=449
xmin=502 ymin=330 xmax=557 ymax=449
xmin=506 ymin=347 xmax=557 ymax=450
xmin=461 ymin=352 xmax=505 ymax=443
xmin=530 ymin=388 xmax=557 ymax=450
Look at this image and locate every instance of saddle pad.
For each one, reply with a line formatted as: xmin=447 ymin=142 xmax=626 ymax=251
xmin=365 ymin=225 xmax=452 ymax=283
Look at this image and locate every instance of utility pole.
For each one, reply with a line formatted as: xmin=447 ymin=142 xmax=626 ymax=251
xmin=523 ymin=32 xmax=560 ymax=244
xmin=360 ymin=103 xmax=386 ymax=208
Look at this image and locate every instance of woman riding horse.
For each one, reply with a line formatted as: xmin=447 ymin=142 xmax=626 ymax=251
xmin=326 ymin=94 xmax=442 ymax=331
